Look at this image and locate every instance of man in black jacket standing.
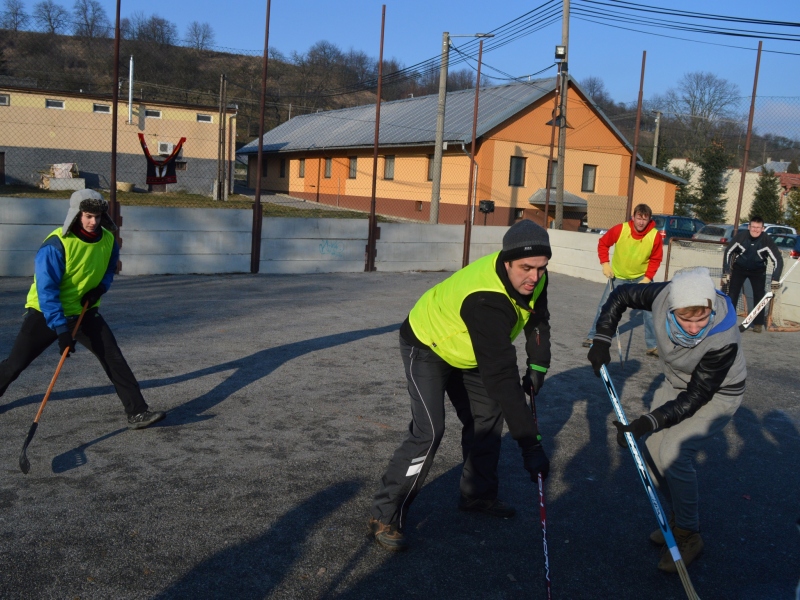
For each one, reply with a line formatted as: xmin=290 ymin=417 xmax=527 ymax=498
xmin=368 ymin=220 xmax=552 ymax=551
xmin=723 ymin=216 xmax=783 ymax=333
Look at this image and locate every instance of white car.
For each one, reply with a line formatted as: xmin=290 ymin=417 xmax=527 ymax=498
xmin=737 ymin=223 xmax=797 ymax=236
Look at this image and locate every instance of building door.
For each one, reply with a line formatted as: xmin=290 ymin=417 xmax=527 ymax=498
xmin=0 ymin=152 xmax=5 ymax=185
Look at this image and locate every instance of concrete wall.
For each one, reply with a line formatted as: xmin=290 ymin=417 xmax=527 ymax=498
xmin=1 ymin=197 xmax=797 ymax=322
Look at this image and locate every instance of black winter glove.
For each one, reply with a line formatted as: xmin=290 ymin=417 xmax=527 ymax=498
xmin=587 ymin=339 xmax=611 ymax=377
xmin=57 ymin=331 xmax=76 ymax=357
xmin=612 ymin=415 xmax=655 ymax=448
xmin=80 ymin=284 xmax=106 ymax=308
xmin=522 ymin=444 xmax=550 ymax=481
xmin=522 ymin=368 xmax=545 ymax=397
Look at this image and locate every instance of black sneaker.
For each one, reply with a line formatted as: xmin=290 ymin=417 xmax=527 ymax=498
xmin=458 ymin=496 xmax=516 ymax=519
xmin=127 ymin=410 xmax=166 ymax=430
xmin=368 ymin=517 xmax=408 ymax=551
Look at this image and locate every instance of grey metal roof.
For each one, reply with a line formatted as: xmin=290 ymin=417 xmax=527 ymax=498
xmin=238 ymin=78 xmax=556 ymax=154
xmin=528 ymin=187 xmax=587 ymax=209
xmin=751 ymin=160 xmax=791 ymax=173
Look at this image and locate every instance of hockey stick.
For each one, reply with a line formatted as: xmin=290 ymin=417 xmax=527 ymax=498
xmin=739 ymin=257 xmax=800 ymax=332
xmin=599 ymin=365 xmax=701 ymax=600
xmin=19 ymin=303 xmax=88 ymax=474
xmin=527 ymin=389 xmax=552 ymax=600
xmin=609 ymin=278 xmax=624 ymax=368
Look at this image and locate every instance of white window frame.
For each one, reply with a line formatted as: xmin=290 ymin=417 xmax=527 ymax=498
xmin=45 ymin=99 xmax=65 ymax=109
xmin=93 ymin=103 xmax=111 ymax=114
xmin=509 ymin=156 xmax=526 ymax=187
xmin=144 ymin=109 xmax=162 ymax=119
xmin=298 ymin=158 xmax=305 ymax=178
xmin=324 ymin=157 xmax=332 ymax=179
xmin=383 ymin=155 xmax=395 ymax=180
xmin=196 ymin=113 xmax=213 ymax=123
xmin=582 ymin=164 xmax=597 ymax=192
xmin=0 ymin=94 xmax=9 ymax=106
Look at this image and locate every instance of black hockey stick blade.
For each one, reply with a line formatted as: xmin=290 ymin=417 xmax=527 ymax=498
xmin=19 ymin=422 xmax=39 ymax=474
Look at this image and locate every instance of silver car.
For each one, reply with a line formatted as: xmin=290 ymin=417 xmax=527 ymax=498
xmin=693 ymin=224 xmax=737 ymax=244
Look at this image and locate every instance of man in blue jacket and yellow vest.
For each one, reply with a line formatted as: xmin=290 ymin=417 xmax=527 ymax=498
xmin=368 ymin=219 xmax=552 ymax=551
xmin=584 ymin=203 xmax=662 ymax=356
xmin=0 ymin=190 xmax=165 ymax=430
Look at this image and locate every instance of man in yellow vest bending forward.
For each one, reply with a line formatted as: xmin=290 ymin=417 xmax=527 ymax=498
xmin=368 ymin=220 xmax=552 ymax=551
xmin=584 ymin=203 xmax=662 ymax=356
xmin=0 ymin=190 xmax=165 ymax=430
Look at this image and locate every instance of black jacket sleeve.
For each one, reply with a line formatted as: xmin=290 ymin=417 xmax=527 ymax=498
xmin=593 ymin=282 xmax=669 ymax=343
xmin=649 ymin=344 xmax=739 ymax=429
xmin=524 ymin=276 xmax=551 ymax=370
xmin=763 ymin=236 xmax=784 ymax=282
xmin=461 ymin=292 xmax=540 ymax=449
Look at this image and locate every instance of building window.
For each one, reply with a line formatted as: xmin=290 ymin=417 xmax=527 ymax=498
xmin=348 ymin=157 xmax=357 ymax=179
xmin=547 ymin=160 xmax=558 ymax=188
xmin=176 ymin=161 xmax=187 ymax=171
xmin=261 ymin=156 xmax=268 ymax=177
xmin=509 ymin=156 xmax=526 ymax=187
xmin=298 ymin=158 xmax=305 ymax=178
xmin=196 ymin=113 xmax=213 ymax=123
xmin=279 ymin=158 xmax=286 ymax=178
xmin=145 ymin=109 xmax=162 ymax=119
xmin=427 ymin=154 xmax=434 ymax=181
xmin=582 ymin=164 xmax=597 ymax=192
xmin=45 ymin=99 xmax=65 ymax=109
xmin=92 ymin=103 xmax=110 ymax=113
xmin=324 ymin=157 xmax=332 ymax=178
xmin=0 ymin=94 xmax=10 ymax=106
xmin=515 ymin=209 xmax=525 ymax=219
xmin=416 ymin=201 xmax=423 ymax=212
xmin=384 ymin=155 xmax=395 ymax=180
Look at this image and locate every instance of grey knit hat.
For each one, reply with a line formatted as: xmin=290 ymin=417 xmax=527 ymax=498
xmin=668 ymin=267 xmax=716 ymax=311
xmin=62 ymin=189 xmax=117 ymax=236
xmin=500 ymin=219 xmax=552 ymax=262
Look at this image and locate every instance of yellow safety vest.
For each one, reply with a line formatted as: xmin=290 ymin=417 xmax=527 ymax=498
xmin=409 ymin=251 xmax=546 ymax=369
xmin=26 ymin=227 xmax=114 ymax=316
xmin=612 ymin=222 xmax=657 ymax=279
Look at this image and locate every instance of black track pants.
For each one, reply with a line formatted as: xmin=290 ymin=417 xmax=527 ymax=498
xmin=0 ymin=308 xmax=148 ymax=416
xmin=370 ymin=336 xmax=505 ymax=529
xmin=728 ymin=268 xmax=767 ymax=326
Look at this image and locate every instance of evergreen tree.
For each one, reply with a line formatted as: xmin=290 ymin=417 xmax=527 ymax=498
xmin=788 ymin=159 xmax=799 ymax=174
xmin=785 ymin=188 xmax=800 ymax=230
xmin=693 ymin=141 xmax=730 ymax=223
xmin=669 ymin=163 xmax=697 ymax=217
xmin=748 ymin=168 xmax=782 ymax=224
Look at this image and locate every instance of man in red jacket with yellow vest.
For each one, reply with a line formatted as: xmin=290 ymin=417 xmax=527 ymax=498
xmin=584 ymin=203 xmax=662 ymax=355
xmin=0 ymin=190 xmax=165 ymax=430
xmin=368 ymin=220 xmax=552 ymax=551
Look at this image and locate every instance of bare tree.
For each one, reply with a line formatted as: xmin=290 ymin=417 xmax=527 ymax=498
xmin=1 ymin=0 xmax=30 ymax=31
xmin=72 ymin=0 xmax=110 ymax=38
xmin=185 ymin=21 xmax=214 ymax=50
xmin=661 ymin=71 xmax=742 ymax=147
xmin=137 ymin=14 xmax=178 ymax=45
xmin=32 ymin=0 xmax=69 ymax=34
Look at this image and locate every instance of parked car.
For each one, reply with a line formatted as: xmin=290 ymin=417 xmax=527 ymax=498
xmin=769 ymin=233 xmax=800 ymax=259
xmin=652 ymin=214 xmax=705 ymax=242
xmin=737 ymin=223 xmax=797 ymax=236
xmin=692 ymin=223 xmax=737 ymax=244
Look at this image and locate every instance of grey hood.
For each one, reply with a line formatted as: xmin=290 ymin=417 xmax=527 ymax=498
xmin=62 ymin=189 xmax=117 ymax=236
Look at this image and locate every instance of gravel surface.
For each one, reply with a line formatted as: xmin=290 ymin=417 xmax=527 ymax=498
xmin=0 ymin=271 xmax=798 ymax=599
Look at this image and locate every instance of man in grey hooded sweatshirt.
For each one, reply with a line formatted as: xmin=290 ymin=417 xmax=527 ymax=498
xmin=587 ymin=267 xmax=746 ymax=573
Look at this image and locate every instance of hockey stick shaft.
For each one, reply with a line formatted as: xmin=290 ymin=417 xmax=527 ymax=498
xmin=599 ymin=366 xmax=700 ymax=600
xmin=528 ymin=391 xmax=552 ymax=599
xmin=609 ymin=278 xmax=624 ymax=367
xmin=19 ymin=304 xmax=88 ymax=474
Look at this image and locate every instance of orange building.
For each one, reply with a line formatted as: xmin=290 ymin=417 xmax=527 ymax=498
xmin=239 ymin=77 xmax=682 ymax=230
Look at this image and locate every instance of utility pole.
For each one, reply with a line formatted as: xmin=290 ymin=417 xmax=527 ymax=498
xmin=430 ymin=31 xmax=450 ymax=224
xmin=554 ymin=0 xmax=569 ymax=230
xmin=734 ymin=41 xmax=763 ymax=228
xmin=625 ymin=51 xmax=646 ymax=218
xmin=651 ymin=111 xmax=662 ymax=167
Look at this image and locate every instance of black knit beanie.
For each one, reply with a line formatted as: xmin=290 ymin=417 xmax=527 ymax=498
xmin=499 ymin=219 xmax=552 ymax=262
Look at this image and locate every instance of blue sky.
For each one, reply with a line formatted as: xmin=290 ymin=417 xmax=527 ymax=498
xmin=17 ymin=0 xmax=800 ymax=134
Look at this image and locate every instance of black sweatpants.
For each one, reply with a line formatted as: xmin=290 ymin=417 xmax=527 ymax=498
xmin=370 ymin=336 xmax=505 ymax=529
xmin=0 ymin=308 xmax=148 ymax=416
xmin=728 ymin=268 xmax=767 ymax=326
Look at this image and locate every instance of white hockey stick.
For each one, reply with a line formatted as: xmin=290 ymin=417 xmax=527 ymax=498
xmin=739 ymin=257 xmax=800 ymax=331
xmin=599 ymin=365 xmax=701 ymax=600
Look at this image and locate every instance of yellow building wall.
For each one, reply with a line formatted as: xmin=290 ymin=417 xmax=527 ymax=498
xmin=0 ymin=88 xmax=229 ymax=161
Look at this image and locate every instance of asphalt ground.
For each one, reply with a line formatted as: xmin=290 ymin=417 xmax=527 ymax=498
xmin=0 ymin=271 xmax=798 ymax=600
